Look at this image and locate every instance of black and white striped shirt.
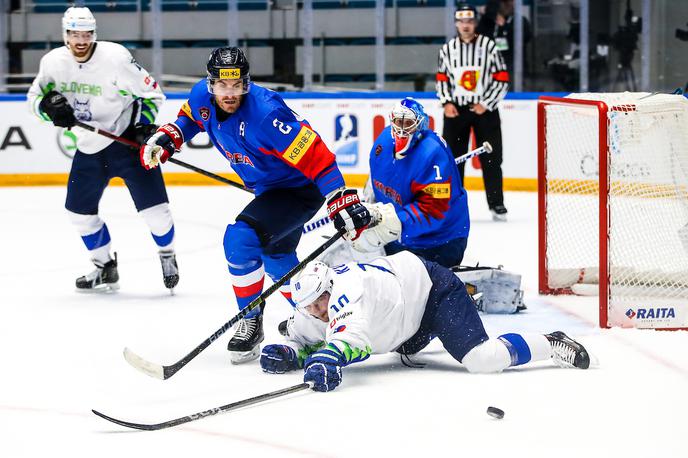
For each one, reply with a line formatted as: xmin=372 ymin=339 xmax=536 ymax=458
xmin=436 ymin=35 xmax=509 ymax=111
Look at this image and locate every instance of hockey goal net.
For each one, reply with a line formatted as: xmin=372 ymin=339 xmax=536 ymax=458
xmin=538 ymin=92 xmax=688 ymax=329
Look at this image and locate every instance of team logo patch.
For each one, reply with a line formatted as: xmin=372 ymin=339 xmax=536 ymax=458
xmin=375 ymin=144 xmax=383 ymax=156
xmin=219 ymin=68 xmax=241 ymax=80
xmin=199 ymin=107 xmax=210 ymax=121
xmin=334 ymin=325 xmax=346 ymax=334
xmin=459 ymin=70 xmax=480 ymax=92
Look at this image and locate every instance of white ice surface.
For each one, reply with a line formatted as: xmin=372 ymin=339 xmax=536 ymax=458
xmin=1 ymin=186 xmax=687 ymax=458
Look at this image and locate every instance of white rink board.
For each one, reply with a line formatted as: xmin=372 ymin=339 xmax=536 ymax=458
xmin=0 ymin=93 xmax=538 ymax=180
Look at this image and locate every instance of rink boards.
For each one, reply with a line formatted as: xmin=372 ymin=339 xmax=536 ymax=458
xmin=0 ymin=92 xmax=549 ymax=190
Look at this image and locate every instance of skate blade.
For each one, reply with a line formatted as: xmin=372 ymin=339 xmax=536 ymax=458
xmin=75 ymin=282 xmax=120 ymax=294
xmin=491 ymin=212 xmax=507 ymax=222
xmin=229 ymin=347 xmax=261 ymax=365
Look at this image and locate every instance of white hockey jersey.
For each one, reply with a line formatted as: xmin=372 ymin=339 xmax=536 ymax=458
xmin=285 ymin=251 xmax=434 ymax=361
xmin=27 ymin=41 xmax=165 ymax=154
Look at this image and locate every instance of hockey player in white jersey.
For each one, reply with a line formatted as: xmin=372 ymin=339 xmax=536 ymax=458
xmin=27 ymin=7 xmax=179 ymax=291
xmin=260 ymin=251 xmax=591 ymax=392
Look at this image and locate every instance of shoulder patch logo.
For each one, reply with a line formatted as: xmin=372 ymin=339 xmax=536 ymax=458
xmin=375 ymin=144 xmax=383 ymax=156
xmin=199 ymin=107 xmax=210 ymax=121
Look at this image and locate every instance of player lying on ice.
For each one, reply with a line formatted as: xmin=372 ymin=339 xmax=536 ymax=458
xmin=260 ymin=251 xmax=592 ymax=392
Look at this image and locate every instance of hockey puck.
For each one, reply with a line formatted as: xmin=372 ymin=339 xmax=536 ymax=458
xmin=486 ymin=406 xmax=505 ymax=419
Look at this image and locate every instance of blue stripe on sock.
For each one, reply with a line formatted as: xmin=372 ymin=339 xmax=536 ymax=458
xmin=82 ymin=224 xmax=111 ymax=250
xmin=498 ymin=333 xmax=532 ymax=366
xmin=152 ymin=225 xmax=174 ymax=248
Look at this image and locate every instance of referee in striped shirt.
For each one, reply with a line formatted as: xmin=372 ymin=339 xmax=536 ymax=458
xmin=436 ymin=3 xmax=510 ymax=221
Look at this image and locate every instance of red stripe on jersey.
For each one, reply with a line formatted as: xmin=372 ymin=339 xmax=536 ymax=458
xmin=410 ymin=203 xmax=423 ymax=223
xmin=493 ymin=71 xmax=510 ymax=82
xmin=262 ymin=130 xmax=337 ymax=183
xmin=410 ymin=180 xmax=451 ymax=221
xmin=232 ymin=278 xmax=264 ymax=298
xmin=176 ymin=109 xmax=205 ymax=131
xmin=436 ymin=72 xmax=450 ymax=82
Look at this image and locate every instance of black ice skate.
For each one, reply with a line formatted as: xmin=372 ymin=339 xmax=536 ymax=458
xmin=76 ymin=255 xmax=119 ymax=292
xmin=227 ymin=314 xmax=264 ymax=364
xmin=545 ymin=331 xmax=590 ymax=369
xmin=159 ymin=252 xmax=179 ymax=290
xmin=490 ymin=205 xmax=508 ymax=222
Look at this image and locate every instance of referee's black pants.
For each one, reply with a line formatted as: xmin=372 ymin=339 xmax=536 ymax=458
xmin=442 ymin=105 xmax=504 ymax=209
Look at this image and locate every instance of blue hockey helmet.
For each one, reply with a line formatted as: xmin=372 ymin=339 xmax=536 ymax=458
xmin=389 ymin=97 xmax=429 ymax=159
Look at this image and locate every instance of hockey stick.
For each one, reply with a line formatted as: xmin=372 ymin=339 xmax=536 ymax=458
xmin=92 ymin=381 xmax=313 ymax=431
xmin=75 ymin=120 xmax=328 ymax=234
xmin=304 ymin=143 xmax=492 ymax=235
xmin=73 ymin=121 xmax=254 ymax=193
xmin=454 ymin=141 xmax=492 ymax=165
xmin=123 ymin=227 xmax=347 ymax=380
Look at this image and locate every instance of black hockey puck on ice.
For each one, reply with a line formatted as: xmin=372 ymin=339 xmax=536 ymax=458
xmin=486 ymin=406 xmax=505 ymax=419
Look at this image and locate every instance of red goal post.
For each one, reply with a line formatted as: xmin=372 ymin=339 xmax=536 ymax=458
xmin=537 ymin=93 xmax=688 ymax=330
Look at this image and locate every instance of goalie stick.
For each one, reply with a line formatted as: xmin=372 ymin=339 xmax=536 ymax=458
xmin=92 ymin=382 xmax=313 ymax=431
xmin=454 ymin=141 xmax=492 ymax=165
xmin=123 ymin=228 xmax=347 ymax=380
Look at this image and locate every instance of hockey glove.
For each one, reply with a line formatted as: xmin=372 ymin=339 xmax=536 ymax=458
xmin=133 ymin=123 xmax=158 ymax=146
xmin=140 ymin=123 xmax=183 ymax=170
xmin=327 ymin=188 xmax=372 ymax=241
xmin=39 ymin=91 xmax=76 ymax=128
xmin=303 ymin=346 xmax=346 ymax=392
xmin=260 ymin=344 xmax=301 ymax=374
xmin=351 ymin=202 xmax=402 ymax=253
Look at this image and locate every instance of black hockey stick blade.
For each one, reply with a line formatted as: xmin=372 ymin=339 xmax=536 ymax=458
xmin=123 ymin=229 xmax=346 ymax=380
xmin=92 ymin=382 xmax=313 ymax=431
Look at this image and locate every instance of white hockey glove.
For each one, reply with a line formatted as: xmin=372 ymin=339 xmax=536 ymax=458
xmin=351 ymin=202 xmax=401 ymax=253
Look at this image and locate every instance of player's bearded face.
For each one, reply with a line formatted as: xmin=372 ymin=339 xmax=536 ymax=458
xmin=66 ymin=31 xmax=95 ymax=59
xmin=304 ymin=293 xmax=330 ymax=322
xmin=212 ymin=80 xmax=245 ymax=113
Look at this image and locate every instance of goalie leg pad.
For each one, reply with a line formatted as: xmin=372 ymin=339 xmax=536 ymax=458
xmin=352 ymin=202 xmax=401 ymax=253
xmin=453 ymin=266 xmax=526 ymax=314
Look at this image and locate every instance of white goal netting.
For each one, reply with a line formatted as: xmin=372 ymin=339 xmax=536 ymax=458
xmin=541 ymin=92 xmax=688 ymax=328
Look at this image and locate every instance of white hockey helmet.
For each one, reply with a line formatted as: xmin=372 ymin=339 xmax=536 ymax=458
xmin=62 ymin=7 xmax=97 ymax=44
xmin=291 ymin=261 xmax=333 ymax=309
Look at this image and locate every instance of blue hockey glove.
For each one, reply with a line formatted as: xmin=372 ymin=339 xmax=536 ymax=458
xmin=327 ymin=188 xmax=372 ymax=240
xmin=303 ymin=346 xmax=345 ymax=392
xmin=260 ymin=344 xmax=301 ymax=374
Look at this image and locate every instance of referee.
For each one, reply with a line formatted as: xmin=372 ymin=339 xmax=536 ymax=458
xmin=436 ymin=3 xmax=510 ymax=221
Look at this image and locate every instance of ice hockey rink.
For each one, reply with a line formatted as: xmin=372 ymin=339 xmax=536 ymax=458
xmin=1 ymin=184 xmax=687 ymax=458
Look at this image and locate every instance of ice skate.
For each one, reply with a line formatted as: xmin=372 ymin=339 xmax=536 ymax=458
xmin=545 ymin=331 xmax=590 ymax=369
xmin=75 ymin=255 xmax=119 ymax=293
xmin=490 ymin=205 xmax=508 ymax=222
xmin=159 ymin=252 xmax=179 ymax=290
xmin=227 ymin=315 xmax=264 ymax=364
